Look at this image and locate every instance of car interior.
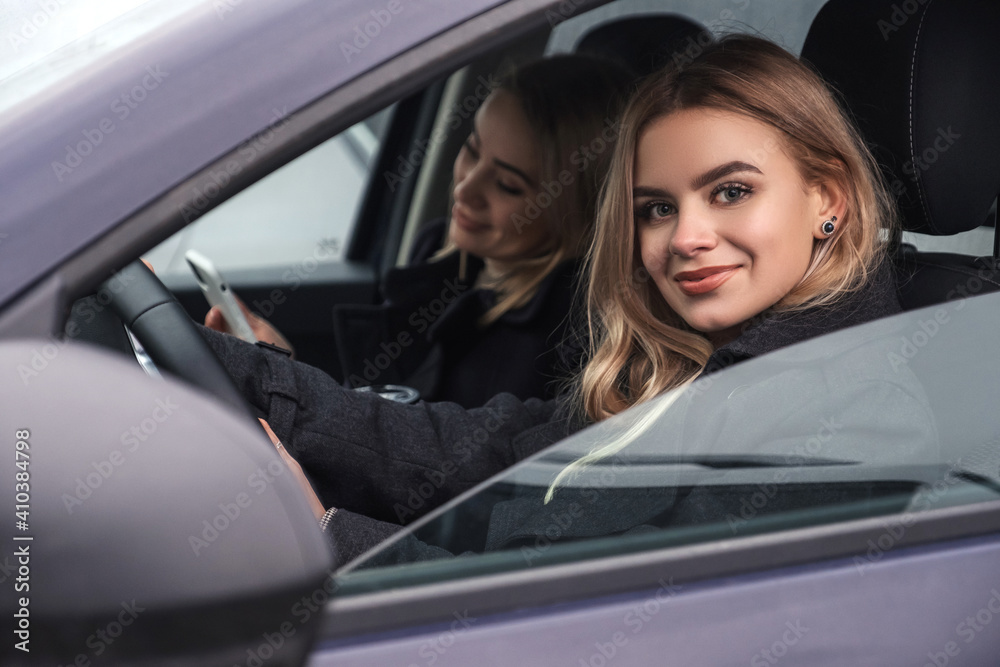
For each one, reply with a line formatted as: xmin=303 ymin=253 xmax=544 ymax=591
xmin=18 ymin=0 xmax=1000 ymax=662
xmin=128 ymin=0 xmax=998 ymax=397
xmin=64 ymin=0 xmax=1000 ymax=557
xmin=328 ymin=0 xmax=1000 ymax=613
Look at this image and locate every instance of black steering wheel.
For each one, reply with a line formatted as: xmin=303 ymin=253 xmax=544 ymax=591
xmin=100 ymin=260 xmax=258 ymax=421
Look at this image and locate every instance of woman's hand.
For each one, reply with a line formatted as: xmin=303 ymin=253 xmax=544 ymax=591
xmin=204 ymin=295 xmax=296 ymax=358
xmin=259 ymin=419 xmax=326 ymax=521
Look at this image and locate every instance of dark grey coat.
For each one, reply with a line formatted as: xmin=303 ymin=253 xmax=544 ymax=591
xmin=332 ymin=220 xmax=583 ymax=407
xmin=201 ymin=265 xmax=936 ymax=568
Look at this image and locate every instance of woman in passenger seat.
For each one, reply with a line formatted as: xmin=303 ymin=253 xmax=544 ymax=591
xmin=202 ymin=35 xmax=935 ymax=566
xmin=207 ymin=55 xmax=634 ymax=408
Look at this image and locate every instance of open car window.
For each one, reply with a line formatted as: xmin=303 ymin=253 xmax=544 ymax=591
xmin=144 ymin=107 xmax=393 ymax=281
xmin=336 ymin=290 xmax=1000 ymax=594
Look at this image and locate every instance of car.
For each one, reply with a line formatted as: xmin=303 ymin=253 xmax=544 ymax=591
xmin=2 ymin=0 xmax=1000 ymax=664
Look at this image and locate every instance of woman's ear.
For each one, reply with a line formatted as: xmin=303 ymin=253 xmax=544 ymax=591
xmin=811 ymin=179 xmax=847 ymax=240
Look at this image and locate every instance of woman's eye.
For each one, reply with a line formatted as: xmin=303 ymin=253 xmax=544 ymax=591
xmin=498 ymin=181 xmax=523 ymax=195
xmin=463 ymin=138 xmax=480 ymax=159
xmin=647 ymin=202 xmax=674 ymax=218
xmin=636 ymin=201 xmax=675 ymax=221
xmin=714 ymin=183 xmax=751 ymax=204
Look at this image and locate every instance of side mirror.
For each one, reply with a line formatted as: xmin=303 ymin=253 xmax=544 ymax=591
xmin=0 ymin=340 xmax=332 ymax=666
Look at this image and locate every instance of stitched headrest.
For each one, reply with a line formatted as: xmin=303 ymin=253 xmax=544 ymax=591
xmin=802 ymin=0 xmax=1000 ymax=235
xmin=575 ymin=14 xmax=711 ymax=79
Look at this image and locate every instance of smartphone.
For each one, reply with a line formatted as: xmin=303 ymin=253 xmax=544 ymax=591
xmin=184 ymin=250 xmax=257 ymax=343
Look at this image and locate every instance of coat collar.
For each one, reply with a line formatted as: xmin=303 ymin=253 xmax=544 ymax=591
xmin=704 ymin=262 xmax=901 ymax=374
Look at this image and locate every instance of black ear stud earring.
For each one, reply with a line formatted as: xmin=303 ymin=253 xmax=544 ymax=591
xmin=822 ymin=216 xmax=837 ymax=236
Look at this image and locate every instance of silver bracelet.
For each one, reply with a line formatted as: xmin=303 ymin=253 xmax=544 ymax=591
xmin=319 ymin=507 xmax=339 ymax=532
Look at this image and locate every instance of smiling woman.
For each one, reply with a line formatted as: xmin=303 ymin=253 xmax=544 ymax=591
xmin=200 ymin=35 xmax=923 ymax=570
xmin=325 ymin=55 xmax=636 ymax=407
xmin=579 ymin=34 xmax=895 ymax=421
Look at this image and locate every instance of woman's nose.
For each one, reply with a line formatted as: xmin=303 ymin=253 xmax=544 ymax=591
xmin=454 ymin=164 xmax=487 ymax=209
xmin=668 ymin=209 xmax=717 ymax=257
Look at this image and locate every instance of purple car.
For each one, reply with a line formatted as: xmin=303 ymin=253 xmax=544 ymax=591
xmin=2 ymin=0 xmax=1000 ymax=664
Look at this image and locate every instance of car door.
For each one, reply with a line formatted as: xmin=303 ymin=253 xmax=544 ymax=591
xmin=309 ymin=292 xmax=1000 ymax=665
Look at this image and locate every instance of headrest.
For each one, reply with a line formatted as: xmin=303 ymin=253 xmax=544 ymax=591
xmin=802 ymin=0 xmax=1000 ymax=236
xmin=575 ymin=14 xmax=711 ymax=79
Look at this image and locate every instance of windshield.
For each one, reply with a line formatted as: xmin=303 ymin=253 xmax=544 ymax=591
xmin=338 ymin=292 xmax=1000 ymax=594
xmin=0 ymin=0 xmax=205 ymax=114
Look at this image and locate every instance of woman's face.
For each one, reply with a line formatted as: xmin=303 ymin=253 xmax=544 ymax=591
xmin=449 ymin=90 xmax=554 ymax=263
xmin=634 ymin=109 xmax=836 ymax=344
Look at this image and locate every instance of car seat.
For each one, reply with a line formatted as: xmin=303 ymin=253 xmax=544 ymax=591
xmin=801 ymin=0 xmax=1000 ymax=310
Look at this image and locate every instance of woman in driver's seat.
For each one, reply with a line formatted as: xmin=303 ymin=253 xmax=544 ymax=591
xmin=203 ymin=35 xmax=935 ymax=566
xmin=207 ymin=55 xmax=634 ymax=408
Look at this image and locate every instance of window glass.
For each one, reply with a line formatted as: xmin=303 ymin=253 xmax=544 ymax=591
xmin=144 ymin=107 xmax=393 ymax=281
xmin=338 ymin=292 xmax=1000 ymax=595
xmin=546 ymin=0 xmax=826 ymax=56
xmin=903 ymin=227 xmax=996 ymax=256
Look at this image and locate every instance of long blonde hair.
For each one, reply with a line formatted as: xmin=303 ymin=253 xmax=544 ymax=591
xmin=436 ymin=55 xmax=634 ymax=325
xmin=578 ymin=35 xmax=898 ymax=423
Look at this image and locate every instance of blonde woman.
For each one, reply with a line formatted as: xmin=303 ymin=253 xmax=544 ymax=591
xmin=203 ymin=36 xmax=934 ymax=565
xmin=210 ymin=55 xmax=634 ymax=408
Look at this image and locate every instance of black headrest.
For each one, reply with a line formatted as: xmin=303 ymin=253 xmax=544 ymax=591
xmin=575 ymin=14 xmax=711 ymax=79
xmin=802 ymin=0 xmax=1000 ymax=236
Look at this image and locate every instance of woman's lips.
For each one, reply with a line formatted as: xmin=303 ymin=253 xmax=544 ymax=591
xmin=674 ymin=265 xmax=740 ymax=296
xmin=452 ymin=205 xmax=487 ymax=233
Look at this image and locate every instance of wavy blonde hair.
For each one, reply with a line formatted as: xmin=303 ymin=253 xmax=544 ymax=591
xmin=577 ymin=35 xmax=898 ymax=423
xmin=435 ymin=55 xmax=634 ymax=325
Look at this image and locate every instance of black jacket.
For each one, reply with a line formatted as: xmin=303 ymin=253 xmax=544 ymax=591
xmin=332 ymin=220 xmax=582 ymax=407
xmin=201 ymin=264 xmax=936 ymax=568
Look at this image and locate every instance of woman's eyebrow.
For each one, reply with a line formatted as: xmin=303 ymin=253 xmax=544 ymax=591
xmin=632 ymin=185 xmax=669 ymax=199
xmin=494 ymin=159 xmax=535 ymax=187
xmin=692 ymin=161 xmax=762 ymax=190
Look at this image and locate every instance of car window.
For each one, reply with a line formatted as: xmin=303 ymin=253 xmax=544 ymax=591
xmin=336 ymin=291 xmax=1000 ymax=594
xmin=143 ymin=106 xmax=393 ymax=281
xmin=903 ymin=226 xmax=996 ymax=255
xmin=546 ymin=0 xmax=826 ymax=56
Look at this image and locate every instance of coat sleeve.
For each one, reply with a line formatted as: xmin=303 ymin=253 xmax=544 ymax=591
xmin=200 ymin=326 xmax=562 ymax=526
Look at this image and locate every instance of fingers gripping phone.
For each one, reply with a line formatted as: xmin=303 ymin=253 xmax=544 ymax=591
xmin=184 ymin=250 xmax=257 ymax=343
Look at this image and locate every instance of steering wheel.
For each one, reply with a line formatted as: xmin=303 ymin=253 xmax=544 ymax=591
xmin=100 ymin=259 xmax=258 ymax=421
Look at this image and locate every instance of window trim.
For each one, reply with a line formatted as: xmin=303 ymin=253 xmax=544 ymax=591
xmin=322 ymin=498 xmax=1000 ymax=639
